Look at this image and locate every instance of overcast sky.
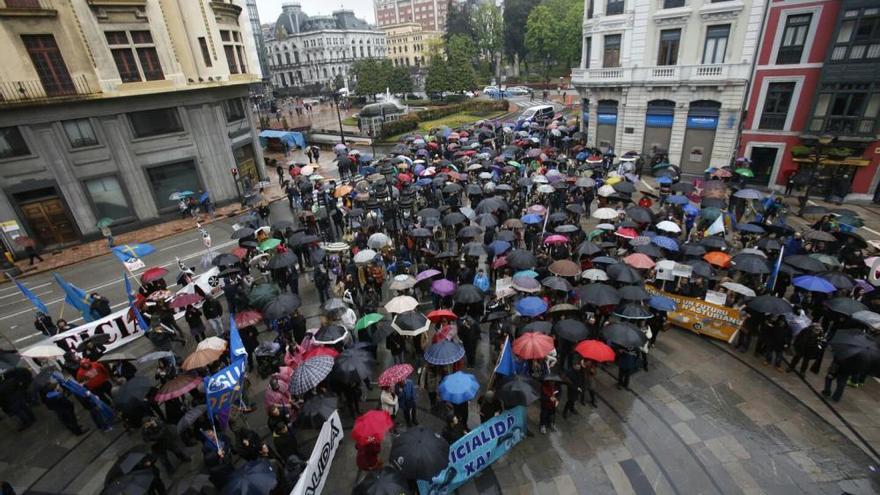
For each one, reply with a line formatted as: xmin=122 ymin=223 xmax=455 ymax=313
xmin=254 ymin=0 xmax=376 ymax=25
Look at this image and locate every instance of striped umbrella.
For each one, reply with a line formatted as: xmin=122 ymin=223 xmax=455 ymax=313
xmin=289 ymin=356 xmax=334 ymax=396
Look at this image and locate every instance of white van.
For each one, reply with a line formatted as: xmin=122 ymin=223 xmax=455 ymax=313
xmin=520 ymin=105 xmax=555 ymax=122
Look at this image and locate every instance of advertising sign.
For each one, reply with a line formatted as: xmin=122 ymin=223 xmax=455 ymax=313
xmin=291 ymin=410 xmax=343 ymax=495
xmin=645 ymin=285 xmax=742 ymax=343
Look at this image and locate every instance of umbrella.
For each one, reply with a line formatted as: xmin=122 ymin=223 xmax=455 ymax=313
xmin=515 ymin=296 xmax=548 ymax=317
xmin=235 ymin=310 xmax=264 ymax=328
xmin=721 ymin=282 xmax=756 ymax=297
xmin=577 ymin=283 xmax=620 ymax=306
xmin=554 ymin=319 xmax=589 ymax=342
xmin=784 ymin=255 xmax=826 ymax=273
xmin=618 ymin=285 xmax=651 ymax=301
xmin=651 ymin=235 xmax=679 ymax=251
xmin=266 ymin=252 xmax=298 ymax=270
xmin=542 ymin=276 xmax=573 ymax=292
xmin=169 ymin=292 xmax=203 ymax=309
xmin=332 ymin=348 xmax=376 ymax=384
xmin=263 ymin=293 xmax=302 ymax=321
xmin=105 ymin=447 xmax=150 ymax=482
xmin=454 ymin=284 xmax=484 ymax=304
xmin=498 ymin=375 xmax=541 ymax=406
xmin=592 ymin=208 xmax=619 ymax=220
xmin=136 ymin=351 xmax=174 ymax=364
xmin=574 ymin=340 xmax=616 ymax=362
xmin=112 ymin=376 xmax=152 ymax=409
xmin=258 ymin=238 xmax=281 ymax=252
xmin=354 ymin=249 xmax=379 ymax=264
xmin=747 ymin=295 xmax=792 ymax=315
xmin=390 ymin=426 xmax=450 ymax=480
xmin=430 ymin=279 xmax=457 ymax=297
xmin=581 ymin=269 xmax=609 ymax=282
xmin=102 ymin=470 xmax=154 ymax=495
xmin=368 ymin=233 xmax=392 ymax=249
xmin=222 ymin=460 xmax=278 ymax=495
xmin=733 ymin=188 xmax=764 ymax=199
xmin=299 ymin=394 xmax=338 ymax=429
xmin=513 ymin=332 xmax=555 ymax=359
xmin=176 ymin=405 xmax=207 ymax=435
xmin=392 ymin=311 xmax=430 ymax=336
xmin=522 ymin=321 xmax=552 ymax=335
xmin=140 ymin=267 xmax=168 ymax=283
xmin=623 ymin=253 xmax=655 ymax=270
xmin=20 ymin=344 xmax=66 ymax=359
xmin=828 ymin=329 xmax=879 ymax=374
xmin=614 ymin=303 xmax=653 ymax=320
xmin=731 ymin=253 xmax=769 ymax=274
xmin=655 ymin=220 xmax=681 ymax=234
xmin=852 ymin=310 xmax=880 ymax=331
xmin=426 ymin=309 xmax=457 ymax=323
xmin=197 ymin=336 xmax=227 ymax=351
xmin=385 ymin=295 xmax=419 ymax=314
xmin=314 ymin=324 xmax=348 ymax=345
xmin=415 ymin=269 xmax=442 ymax=282
xmin=626 ymin=206 xmax=654 ymax=224
xmin=793 ymin=275 xmax=836 ymax=294
xmin=424 ymin=341 xmax=465 ymax=365
xmin=212 ymin=253 xmax=240 ymax=266
xmin=821 ymin=272 xmax=855 ymax=290
xmin=290 ymin=356 xmax=334 ymax=396
xmin=181 ymin=348 xmax=224 ymax=370
xmin=247 ymin=284 xmax=279 ymax=308
xmin=154 ymin=373 xmax=202 ymax=403
xmin=507 ymin=250 xmax=537 ymax=270
xmin=607 ymin=264 xmax=643 ymax=284
xmin=648 ymin=295 xmax=677 ymax=312
xmin=602 ymin=322 xmax=646 ymax=349
xmin=681 ymin=244 xmax=707 ymax=257
xmin=356 ymin=313 xmax=384 ymax=331
xmin=439 ymin=371 xmax=480 ymax=404
xmin=548 ymin=259 xmax=580 ymax=277
xmin=737 ymin=223 xmax=765 ymax=235
xmin=513 ymin=276 xmax=541 ymax=293
xmin=378 ymin=364 xmax=414 ymax=388
xmin=353 ymin=410 xmax=395 ymax=446
xmin=825 ymin=297 xmax=868 ymax=316
xmin=353 ymin=467 xmax=412 ymax=495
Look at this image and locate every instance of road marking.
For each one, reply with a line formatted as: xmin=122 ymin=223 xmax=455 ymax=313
xmin=0 ymin=288 xmax=51 ymax=300
xmin=0 ymin=281 xmax=51 ymax=293
xmin=640 ymin=179 xmax=656 ymax=192
xmin=158 ymin=237 xmax=202 ymax=252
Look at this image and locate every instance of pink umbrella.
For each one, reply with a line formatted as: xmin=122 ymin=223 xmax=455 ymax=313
xmin=492 ymin=256 xmax=508 ymax=269
xmin=527 ymin=205 xmax=546 ymax=215
xmin=615 ymin=227 xmax=638 ymax=239
xmin=431 ymin=278 xmax=457 ymax=296
xmin=543 ymin=234 xmax=569 ymax=245
xmin=415 ymin=269 xmax=442 ymax=282
xmin=623 ymin=253 xmax=656 ymax=269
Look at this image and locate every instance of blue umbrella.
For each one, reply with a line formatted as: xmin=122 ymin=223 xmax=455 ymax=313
xmin=169 ymin=190 xmax=195 ymax=201
xmin=416 ymin=178 xmax=433 ymax=187
xmin=361 ymin=165 xmax=377 ymax=175
xmin=514 ymin=270 xmax=538 ymax=278
xmin=793 ymin=275 xmax=836 ymax=293
xmin=651 ymin=235 xmax=679 ymax=251
xmin=199 ymin=191 xmax=211 ymax=203
xmin=657 ymin=176 xmax=673 ymax=184
xmin=591 ymin=256 xmax=618 ymax=265
xmin=489 ymin=240 xmax=511 ymax=255
xmin=665 ymin=195 xmax=690 ymax=205
xmin=683 ymin=203 xmax=700 ymax=215
xmin=648 ymin=295 xmax=677 ymax=312
xmin=521 ymin=214 xmax=543 ymax=225
xmin=516 ymin=296 xmax=548 ymax=317
xmin=438 ymin=371 xmax=479 ymax=404
xmin=424 ymin=341 xmax=465 ymax=366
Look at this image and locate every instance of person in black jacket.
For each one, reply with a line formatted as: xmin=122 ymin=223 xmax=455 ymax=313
xmin=788 ymin=324 xmax=823 ymax=377
xmin=89 ymin=293 xmax=112 ymax=319
xmin=142 ymin=416 xmax=191 ymax=472
xmin=563 ymin=361 xmax=585 ymax=419
xmin=184 ymin=305 xmax=206 ymax=343
xmin=202 ymin=297 xmax=224 ymax=337
xmin=34 ymin=312 xmax=56 ymax=336
xmin=272 ymin=423 xmax=301 ymax=461
xmin=41 ymin=382 xmax=87 ymax=435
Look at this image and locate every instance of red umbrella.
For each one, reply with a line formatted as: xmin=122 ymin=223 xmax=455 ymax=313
xmin=290 ymin=166 xmax=302 ymax=177
xmin=623 ymin=253 xmax=655 ymax=270
xmin=378 ymin=363 xmax=414 ymax=387
xmin=169 ymin=292 xmax=204 ymax=309
xmin=141 ymin=267 xmax=169 ymax=283
xmin=543 ymin=235 xmax=569 ymax=245
xmin=426 ymin=309 xmax=457 ymax=323
xmin=352 ymin=410 xmax=394 ymax=446
xmin=302 ymin=347 xmax=339 ymax=360
xmin=615 ymin=227 xmax=638 ymax=240
xmin=492 ymin=256 xmax=507 ymax=269
xmin=231 ymin=247 xmax=248 ymax=258
xmin=154 ymin=373 xmax=202 ymax=402
xmin=574 ymin=340 xmax=616 ymax=362
xmin=235 ymin=310 xmax=263 ymax=327
xmin=513 ymin=332 xmax=555 ymax=360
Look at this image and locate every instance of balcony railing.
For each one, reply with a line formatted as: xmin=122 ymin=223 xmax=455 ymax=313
xmin=0 ymin=74 xmax=96 ymax=105
xmin=571 ymin=63 xmax=750 ymax=86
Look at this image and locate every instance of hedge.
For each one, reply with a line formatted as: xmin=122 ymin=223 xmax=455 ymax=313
xmin=379 ymin=100 xmax=509 ymax=139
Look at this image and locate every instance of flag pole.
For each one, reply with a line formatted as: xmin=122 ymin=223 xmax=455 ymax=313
xmin=486 ymin=334 xmax=509 ymax=391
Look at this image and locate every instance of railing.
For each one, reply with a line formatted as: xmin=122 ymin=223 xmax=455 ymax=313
xmin=572 ymin=63 xmax=750 ymax=85
xmin=0 ymin=74 xmax=95 ymax=105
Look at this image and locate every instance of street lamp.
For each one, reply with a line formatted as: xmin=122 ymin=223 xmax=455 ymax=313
xmin=331 ymin=90 xmax=346 ymax=145
xmin=798 ymin=133 xmax=835 ymax=215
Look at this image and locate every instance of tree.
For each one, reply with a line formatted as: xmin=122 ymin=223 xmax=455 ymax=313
xmin=503 ymin=0 xmax=537 ymax=76
xmin=425 ymin=56 xmax=450 ymax=94
xmin=388 ymin=65 xmax=413 ymax=95
xmin=446 ymin=34 xmax=477 ymax=92
xmin=525 ymin=0 xmax=583 ymax=82
xmin=350 ymin=59 xmax=387 ymax=99
xmin=472 ymin=2 xmax=504 ymax=79
xmin=445 ymin=0 xmax=476 ymax=44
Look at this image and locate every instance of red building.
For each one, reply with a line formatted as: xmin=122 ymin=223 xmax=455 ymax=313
xmin=740 ymin=0 xmax=880 ymax=199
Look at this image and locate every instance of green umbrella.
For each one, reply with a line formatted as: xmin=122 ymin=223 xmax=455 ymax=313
xmin=652 ymin=162 xmax=671 ymax=170
xmin=507 ymin=161 xmax=522 ymax=168
xmin=735 ymin=168 xmax=754 ymax=177
xmin=259 ymin=238 xmax=282 ymax=252
xmin=699 ymin=207 xmax=723 ymax=220
xmin=96 ymin=217 xmax=113 ymax=228
xmin=248 ymin=284 xmax=280 ymax=308
xmin=837 ymin=215 xmax=865 ymax=228
xmin=356 ymin=313 xmax=384 ymax=331
xmin=588 ymin=229 xmax=604 ymax=240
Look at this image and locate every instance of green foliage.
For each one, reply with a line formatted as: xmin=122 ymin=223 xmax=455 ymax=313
xmin=387 ymin=65 xmax=413 ymax=95
xmin=504 ymin=0 xmax=537 ymax=59
xmin=351 ymin=58 xmax=413 ymax=98
xmin=790 ymin=145 xmax=811 ymax=157
xmin=379 ymin=100 xmax=508 ymax=139
xmin=525 ymin=0 xmax=584 ymax=81
xmin=425 ymin=56 xmax=450 ymax=94
xmin=473 ymin=2 xmax=503 ymax=73
xmin=445 ymin=0 xmax=476 ymax=43
xmin=446 ymin=35 xmax=477 ymax=92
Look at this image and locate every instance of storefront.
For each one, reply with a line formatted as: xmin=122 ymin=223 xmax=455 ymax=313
xmin=581 ymin=98 xmax=590 ymax=134
xmin=146 ymin=160 xmax=203 ymax=212
xmin=681 ymin=100 xmax=721 ymax=175
xmin=643 ymin=100 xmax=675 ymax=158
xmin=596 ymin=100 xmax=618 ymax=153
xmin=234 ymin=143 xmax=260 ymax=186
xmin=8 ymin=183 xmax=79 ymax=247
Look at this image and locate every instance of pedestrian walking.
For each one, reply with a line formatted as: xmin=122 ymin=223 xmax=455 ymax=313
xmin=184 ymin=305 xmax=206 ymax=343
xmin=539 ymin=380 xmax=559 ymax=434
xmin=41 ymin=382 xmax=87 ymax=435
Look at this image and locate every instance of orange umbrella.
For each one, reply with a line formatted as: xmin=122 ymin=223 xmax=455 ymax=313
xmin=181 ymin=348 xmax=224 ymax=370
xmin=623 ymin=253 xmax=655 ymax=270
xmin=334 ymin=184 xmax=353 ymax=198
xmin=513 ymin=332 xmax=555 ymax=360
xmin=703 ymin=251 xmax=731 ymax=267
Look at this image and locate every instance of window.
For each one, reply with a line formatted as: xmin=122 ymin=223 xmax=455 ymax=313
xmin=128 ymin=108 xmax=183 ymax=138
xmin=85 ymin=176 xmax=132 ymax=222
xmin=606 ymin=0 xmax=623 ymax=15
xmin=759 ymin=82 xmax=795 ymax=130
xmin=198 ymin=37 xmax=212 ymax=67
xmin=146 ymin=161 xmax=200 ymax=211
xmin=657 ymin=29 xmax=681 ymax=66
xmin=831 ymin=8 xmax=880 ymax=61
xmin=663 ymin=0 xmax=684 ymax=8
xmin=105 ymin=30 xmax=164 ymax=82
xmin=21 ymin=35 xmax=75 ymax=97
xmin=0 ymin=127 xmax=29 ymax=159
xmin=702 ymin=24 xmax=730 ymax=64
xmin=62 ymin=119 xmax=98 ymax=148
xmin=220 ymin=30 xmax=247 ymax=74
xmin=777 ymin=13 xmax=812 ymax=64
xmin=810 ymin=83 xmax=879 ymax=135
xmin=586 ymin=0 xmax=594 ymax=19
xmin=224 ymin=99 xmax=245 ymax=122
xmin=603 ymin=34 xmax=621 ymax=67
xmin=584 ymin=37 xmax=592 ymax=68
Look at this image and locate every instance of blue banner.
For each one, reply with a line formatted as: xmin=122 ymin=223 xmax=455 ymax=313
xmin=686 ymin=116 xmax=718 ymax=129
xmin=646 ymin=114 xmax=674 ymax=128
xmin=204 ymin=357 xmax=246 ymax=426
xmin=597 ymin=113 xmax=617 ymax=125
xmin=418 ymin=406 xmax=528 ymax=494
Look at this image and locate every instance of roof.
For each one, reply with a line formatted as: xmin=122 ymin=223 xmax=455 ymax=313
xmin=275 ymin=7 xmax=375 ymax=38
xmin=259 ymin=130 xmax=306 ymax=149
xmin=359 ymin=101 xmax=405 ymax=118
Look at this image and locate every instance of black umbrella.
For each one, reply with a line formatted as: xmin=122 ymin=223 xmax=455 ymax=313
xmin=105 ymin=447 xmax=150 ymax=483
xmin=266 ymin=251 xmax=298 ymax=270
xmin=521 ymin=321 xmax=552 ymax=335
xmin=332 ymin=349 xmax=375 ymax=384
xmin=298 ymin=394 xmax=338 ymax=429
xmin=417 ymin=207 xmax=441 ymax=218
xmin=821 ymin=271 xmax=855 ymax=290
xmin=730 ymin=253 xmax=770 ymax=274
xmin=231 ymin=227 xmax=255 ymax=240
xmin=443 ymin=183 xmax=463 ymax=194
xmin=219 ymin=267 xmax=242 ymax=277
xmin=829 ymin=329 xmax=880 ymax=374
xmin=454 ymin=284 xmax=483 ymax=304
xmin=484 ymin=310 xmax=510 ymax=322
xmin=496 ymin=230 xmax=516 ymax=242
xmin=577 ymin=283 xmax=620 ymax=306
xmin=262 ymin=293 xmax=302 ymax=320
xmin=634 ymin=244 xmax=663 ymax=257
xmin=618 ymin=285 xmax=650 ymax=301
xmin=554 ymin=224 xmax=579 ymax=234
xmin=602 ymin=322 xmax=646 ymax=349
xmin=102 ymin=469 xmax=154 ymax=495
xmin=577 ymin=241 xmax=602 ymax=256
xmin=683 ymin=259 xmax=716 ymax=279
xmin=77 ymin=333 xmax=112 ymax=351
xmin=614 ymin=303 xmax=653 ymax=320
xmin=475 ymin=214 xmax=498 ymax=228
xmin=475 ymin=197 xmax=508 ymax=213
xmin=784 ymin=255 xmax=826 ymax=273
xmin=834 ymin=231 xmax=867 ymax=248
xmin=747 ymin=295 xmax=792 ymax=315
xmin=112 ymin=375 xmax=152 ymax=410
xmin=287 ymin=232 xmax=320 ymax=248
xmin=313 ymin=324 xmax=348 ymax=345
xmin=442 ymin=212 xmax=467 ymax=227
xmin=607 ymin=264 xmax=642 ymax=284
xmin=353 ymin=467 xmax=414 ymax=495
xmin=506 ymin=249 xmax=537 ymax=270
xmin=547 ymin=212 xmax=568 ymax=223
xmin=566 ymin=203 xmax=585 ymax=215
xmin=463 ymin=242 xmax=488 ymax=257
xmin=670 ymin=182 xmax=695 ymax=193
xmin=681 ymin=244 xmax=707 ymax=257
xmin=498 ymin=375 xmax=541 ymax=406
xmin=390 ymin=426 xmax=450 ymax=480
xmin=756 ymin=237 xmax=782 ymax=252
xmin=625 ymin=206 xmax=653 ymax=224
xmin=701 ymin=197 xmax=726 ymax=209
xmin=700 ymin=236 xmax=728 ymax=250
xmin=223 ymin=460 xmax=278 ymax=495
xmin=177 ymin=405 xmax=207 ymax=435
xmin=392 ymin=311 xmax=430 ymax=336
xmin=825 ymin=297 xmax=868 ymax=316
xmin=613 ymin=181 xmax=636 ymax=194
xmin=541 ymin=276 xmax=573 ymax=292
xmin=409 ymin=227 xmax=433 ymax=238
xmin=367 ymin=321 xmax=396 ymax=344
xmin=457 ymin=226 xmax=482 ymax=239
xmin=212 ymin=253 xmax=240 ymax=266
xmin=554 ymin=319 xmax=588 ymax=342
xmin=170 ymin=473 xmax=213 ymax=495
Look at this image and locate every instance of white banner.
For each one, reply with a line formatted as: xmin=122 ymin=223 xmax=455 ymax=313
xmin=123 ymin=257 xmax=145 ymax=271
xmin=291 ymin=410 xmax=343 ymax=495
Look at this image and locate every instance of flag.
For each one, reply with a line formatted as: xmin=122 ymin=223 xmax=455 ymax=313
xmin=704 ymin=215 xmax=725 ymax=237
xmin=111 ymin=243 xmax=156 ymax=262
xmin=132 ymin=305 xmax=150 ymax=332
xmin=766 ymin=246 xmax=785 ymax=292
xmin=123 ymin=272 xmax=135 ymax=307
xmin=11 ymin=276 xmax=48 ymax=314
xmin=204 ymin=357 xmax=246 ymax=427
xmin=229 ymin=314 xmax=247 ymax=360
xmin=52 ymin=371 xmax=114 ymax=429
xmin=53 ymin=273 xmax=94 ymax=322
xmin=494 ymin=336 xmax=516 ymax=376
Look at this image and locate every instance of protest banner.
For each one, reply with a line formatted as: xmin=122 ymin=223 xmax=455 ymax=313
xmin=418 ymin=406 xmax=528 ymax=495
xmin=205 ymin=356 xmax=247 ymax=423
xmin=645 ymin=285 xmax=743 ymax=343
xmin=495 ymin=277 xmax=515 ymax=299
xmin=291 ymin=410 xmax=343 ymax=495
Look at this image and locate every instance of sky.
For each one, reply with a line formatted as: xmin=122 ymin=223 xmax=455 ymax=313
xmin=254 ymin=0 xmax=376 ymax=26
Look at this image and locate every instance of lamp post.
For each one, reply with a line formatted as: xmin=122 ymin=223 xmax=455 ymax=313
xmin=331 ymin=90 xmax=346 ymax=146
xmin=798 ymin=133 xmax=834 ymax=216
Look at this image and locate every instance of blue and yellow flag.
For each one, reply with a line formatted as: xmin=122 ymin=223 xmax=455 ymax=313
xmin=52 ymin=273 xmax=94 ymax=322
xmin=111 ymin=243 xmax=156 ymax=262
xmin=229 ymin=314 xmax=247 ymax=361
xmin=11 ymin=276 xmax=48 ymax=314
xmin=123 ymin=272 xmax=135 ymax=306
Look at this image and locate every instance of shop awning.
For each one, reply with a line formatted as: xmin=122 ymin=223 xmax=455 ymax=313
xmin=792 ymin=157 xmax=871 ymax=167
xmin=259 ymin=130 xmax=306 ymax=149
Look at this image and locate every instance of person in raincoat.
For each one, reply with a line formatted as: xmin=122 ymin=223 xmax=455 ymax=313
xmin=473 ymin=268 xmax=490 ymax=293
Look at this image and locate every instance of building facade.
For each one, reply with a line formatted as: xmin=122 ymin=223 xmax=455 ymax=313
xmin=0 ymin=0 xmax=264 ymax=249
xmin=245 ymin=0 xmax=271 ymax=81
xmin=266 ymin=3 xmax=386 ymax=93
xmin=740 ymin=0 xmax=880 ymax=199
xmin=374 ymin=0 xmax=448 ymax=32
xmin=571 ymin=0 xmax=765 ymax=176
xmin=384 ymin=22 xmax=440 ymax=68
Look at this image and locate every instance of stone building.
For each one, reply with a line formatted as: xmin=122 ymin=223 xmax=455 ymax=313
xmin=384 ymin=22 xmax=440 ymax=68
xmin=374 ymin=0 xmax=448 ymax=32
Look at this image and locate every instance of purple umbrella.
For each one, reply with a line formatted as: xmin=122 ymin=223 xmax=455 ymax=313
xmin=431 ymin=279 xmax=457 ymax=296
xmin=416 ymin=269 xmax=442 ymax=283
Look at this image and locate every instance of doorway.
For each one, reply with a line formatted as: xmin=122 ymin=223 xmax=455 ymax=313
xmin=748 ymin=146 xmax=779 ymax=185
xmin=14 ymin=188 xmax=79 ymax=246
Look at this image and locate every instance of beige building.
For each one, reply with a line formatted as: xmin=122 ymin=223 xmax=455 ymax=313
xmin=384 ymin=22 xmax=439 ymax=68
xmin=0 ymin=0 xmax=264 ymax=249
xmin=374 ymin=0 xmax=448 ymax=32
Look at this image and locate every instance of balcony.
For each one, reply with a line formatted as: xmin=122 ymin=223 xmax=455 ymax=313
xmin=210 ymin=0 xmax=242 ymax=24
xmin=571 ymin=63 xmax=751 ymax=87
xmin=0 ymin=0 xmax=57 ymax=17
xmin=0 ymin=74 xmax=96 ymax=106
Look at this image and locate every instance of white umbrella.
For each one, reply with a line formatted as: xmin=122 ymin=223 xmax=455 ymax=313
xmin=655 ymin=221 xmax=681 ymax=233
xmin=301 ymin=165 xmax=315 ymax=176
xmin=197 ymin=336 xmax=227 ymax=352
xmin=537 ymin=184 xmax=555 ymax=194
xmin=385 ymin=295 xmax=419 ymax=314
xmin=720 ymin=282 xmax=756 ymax=297
xmin=597 ymin=185 xmax=616 ymax=197
xmin=354 ymin=249 xmax=378 ymax=264
xmin=581 ymin=269 xmax=609 ymax=281
xmin=592 ymin=208 xmax=619 ymax=220
xmin=368 ymin=233 xmax=391 ymax=249
xmin=389 ymin=275 xmax=416 ymax=291
xmin=531 ymin=175 xmax=548 ymax=184
xmin=321 ymin=242 xmax=350 ymax=253
xmin=595 ymin=223 xmax=616 ymax=230
xmin=21 ymin=344 xmax=65 ymax=359
xmin=478 ymin=172 xmax=493 ymax=179
xmin=309 ymin=174 xmax=325 ymax=182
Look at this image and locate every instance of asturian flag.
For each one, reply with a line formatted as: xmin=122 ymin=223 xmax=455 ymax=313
xmin=704 ymin=215 xmax=725 ymax=237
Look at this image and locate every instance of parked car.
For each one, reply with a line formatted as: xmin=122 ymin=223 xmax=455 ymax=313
xmin=507 ymin=86 xmax=530 ymax=96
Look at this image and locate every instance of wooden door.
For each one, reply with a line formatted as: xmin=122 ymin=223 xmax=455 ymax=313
xmin=20 ymin=197 xmax=78 ymax=246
